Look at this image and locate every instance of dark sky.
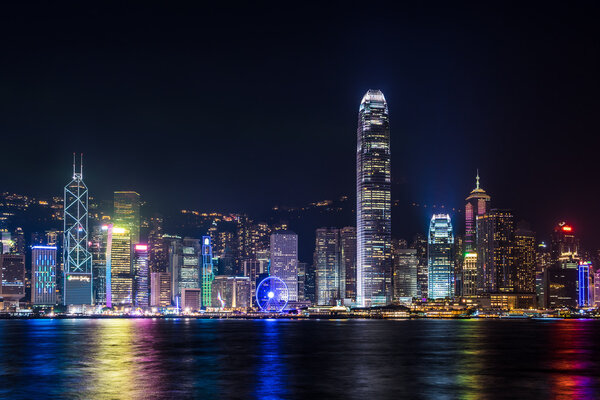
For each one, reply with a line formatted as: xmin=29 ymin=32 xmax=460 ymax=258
xmin=1 ymin=2 xmax=599 ymax=246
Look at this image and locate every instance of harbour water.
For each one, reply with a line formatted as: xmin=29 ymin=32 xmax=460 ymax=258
xmin=0 ymin=319 xmax=599 ymax=399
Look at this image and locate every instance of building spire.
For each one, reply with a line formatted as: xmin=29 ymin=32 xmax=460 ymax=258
xmin=72 ymin=152 xmax=76 ymax=177
xmin=80 ymin=153 xmax=83 ymax=178
xmin=476 ymin=169 xmax=480 ymax=190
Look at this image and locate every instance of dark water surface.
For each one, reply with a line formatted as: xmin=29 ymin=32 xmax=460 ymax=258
xmin=1 ymin=319 xmax=599 ymax=399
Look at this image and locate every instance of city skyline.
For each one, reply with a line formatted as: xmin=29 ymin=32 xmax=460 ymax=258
xmin=1 ymin=2 xmax=599 ymax=250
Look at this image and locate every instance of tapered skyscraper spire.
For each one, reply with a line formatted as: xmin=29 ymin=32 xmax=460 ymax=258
xmin=356 ymin=89 xmax=392 ymax=307
xmin=63 ymin=154 xmax=93 ymax=306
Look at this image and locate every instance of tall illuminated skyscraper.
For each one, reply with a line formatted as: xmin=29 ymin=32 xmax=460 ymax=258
xmin=314 ymin=228 xmax=340 ymax=305
xmin=465 ymin=172 xmax=490 ymax=252
xmin=133 ymin=244 xmax=149 ymax=307
xmin=270 ymin=231 xmax=298 ymax=302
xmin=356 ymin=89 xmax=392 ymax=307
xmin=114 ymin=191 xmax=141 ymax=245
xmin=340 ymin=226 xmax=357 ymax=302
xmin=31 ymin=245 xmax=57 ymax=305
xmin=63 ymin=155 xmax=93 ymax=305
xmin=110 ymin=226 xmax=133 ymax=305
xmin=201 ymin=236 xmax=214 ymax=308
xmin=428 ymin=214 xmax=455 ymax=299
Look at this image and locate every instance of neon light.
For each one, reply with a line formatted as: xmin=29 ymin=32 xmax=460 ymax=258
xmin=32 ymin=246 xmax=57 ymax=250
xmin=135 ymin=244 xmax=148 ymax=251
xmin=562 ymin=226 xmax=573 ymax=232
xmin=268 ymin=291 xmax=274 ymax=299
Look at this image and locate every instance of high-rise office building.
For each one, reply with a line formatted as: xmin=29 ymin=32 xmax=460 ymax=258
xmin=148 ymin=215 xmax=168 ymax=273
xmin=31 ymin=246 xmax=57 ymax=305
xmin=340 ymin=227 xmax=356 ymax=302
xmin=201 ymin=236 xmax=214 ymax=308
xmin=150 ymin=272 xmax=171 ymax=307
xmin=411 ymin=233 xmax=429 ymax=299
xmin=133 ymin=244 xmax=149 ymax=307
xmin=109 ymin=226 xmax=133 ymax=306
xmin=428 ymin=214 xmax=455 ymax=299
xmin=551 ymin=222 xmax=579 ymax=264
xmin=465 ymin=172 xmax=490 ymax=253
xmin=270 ymin=231 xmax=298 ymax=302
xmin=211 ymin=276 xmax=251 ymax=309
xmin=314 ymin=228 xmax=341 ymax=305
xmin=297 ymin=261 xmax=307 ymax=301
xmin=90 ymin=225 xmax=109 ymax=305
xmin=392 ymin=247 xmax=418 ymax=299
xmin=242 ymin=258 xmax=268 ymax=305
xmin=514 ymin=225 xmax=536 ymax=293
xmin=462 ymin=252 xmax=478 ymax=297
xmin=113 ymin=191 xmax=141 ymax=245
xmin=476 ymin=210 xmax=515 ymax=294
xmin=578 ymin=261 xmax=591 ymax=307
xmin=63 ymin=155 xmax=93 ymax=305
xmin=0 ymin=254 xmax=26 ymax=306
xmin=356 ymin=89 xmax=392 ymax=307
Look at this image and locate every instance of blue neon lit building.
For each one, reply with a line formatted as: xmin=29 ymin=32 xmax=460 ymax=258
xmin=427 ymin=214 xmax=455 ymax=299
xmin=32 ymin=246 xmax=57 ymax=305
xmin=578 ymin=261 xmax=591 ymax=307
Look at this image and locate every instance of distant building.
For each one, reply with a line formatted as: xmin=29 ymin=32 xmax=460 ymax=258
xmin=297 ymin=262 xmax=307 ymax=301
xmin=356 ymin=89 xmax=392 ymax=307
xmin=412 ymin=233 xmax=428 ymax=299
xmin=392 ymin=248 xmax=418 ymax=299
xmin=340 ymin=227 xmax=357 ymax=302
xmin=315 ymin=228 xmax=341 ymax=305
xmin=150 ymin=272 xmax=171 ymax=307
xmin=464 ymin=172 xmax=490 ymax=253
xmin=544 ymin=223 xmax=581 ymax=308
xmin=211 ymin=276 xmax=251 ymax=309
xmin=304 ymin=264 xmax=316 ymax=304
xmin=0 ymin=254 xmax=26 ymax=306
xmin=181 ymin=288 xmax=202 ymax=311
xmin=476 ymin=209 xmax=515 ymax=294
xmin=594 ymin=269 xmax=600 ymax=308
xmin=514 ymin=225 xmax=536 ymax=293
xmin=201 ymin=236 xmax=214 ymax=308
xmin=270 ymin=231 xmax=298 ymax=302
xmin=31 ymin=246 xmax=57 ymax=305
xmin=148 ymin=215 xmax=168 ymax=273
xmin=113 ymin=191 xmax=141 ymax=245
xmin=90 ymin=225 xmax=108 ymax=305
xmin=109 ymin=227 xmax=133 ymax=306
xmin=242 ymin=259 xmax=268 ymax=305
xmin=133 ymin=244 xmax=149 ymax=308
xmin=462 ymin=253 xmax=477 ymax=297
xmin=578 ymin=261 xmax=591 ymax=307
xmin=428 ymin=214 xmax=454 ymax=299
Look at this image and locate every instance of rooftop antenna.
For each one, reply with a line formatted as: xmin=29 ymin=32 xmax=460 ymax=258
xmin=72 ymin=152 xmax=76 ymax=177
xmin=476 ymin=169 xmax=480 ymax=190
xmin=80 ymin=153 xmax=83 ymax=178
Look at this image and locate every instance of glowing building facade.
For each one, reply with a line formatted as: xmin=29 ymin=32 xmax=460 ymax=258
xmin=427 ymin=214 xmax=455 ymax=299
xmin=314 ymin=228 xmax=341 ymax=305
xmin=356 ymin=89 xmax=392 ymax=307
xmin=270 ymin=231 xmax=298 ymax=302
xmin=133 ymin=244 xmax=149 ymax=307
xmin=63 ymin=155 xmax=93 ymax=305
xmin=31 ymin=246 xmax=57 ymax=305
xmin=464 ymin=173 xmax=490 ymax=253
xmin=340 ymin=226 xmax=356 ymax=302
xmin=578 ymin=261 xmax=591 ymax=307
xmin=113 ymin=191 xmax=140 ymax=245
xmin=201 ymin=236 xmax=214 ymax=308
xmin=110 ymin=227 xmax=132 ymax=305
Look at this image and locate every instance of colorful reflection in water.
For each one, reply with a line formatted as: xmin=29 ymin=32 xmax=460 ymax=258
xmin=1 ymin=319 xmax=600 ymax=399
xmin=547 ymin=321 xmax=599 ymax=399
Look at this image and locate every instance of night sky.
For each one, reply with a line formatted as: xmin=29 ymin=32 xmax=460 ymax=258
xmin=2 ymin=2 xmax=599 ymax=246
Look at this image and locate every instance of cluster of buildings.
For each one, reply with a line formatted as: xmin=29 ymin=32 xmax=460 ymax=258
xmin=0 ymin=90 xmax=598 ymax=316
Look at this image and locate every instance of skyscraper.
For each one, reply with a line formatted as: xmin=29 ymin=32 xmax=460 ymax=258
xmin=63 ymin=155 xmax=93 ymax=305
xmin=150 ymin=272 xmax=171 ymax=307
xmin=428 ymin=214 xmax=455 ymax=299
xmin=31 ymin=245 xmax=57 ymax=305
xmin=514 ymin=225 xmax=536 ymax=293
xmin=356 ymin=89 xmax=392 ymax=307
xmin=201 ymin=236 xmax=214 ymax=308
xmin=110 ymin=226 xmax=133 ymax=305
xmin=270 ymin=231 xmax=298 ymax=302
xmin=464 ymin=172 xmax=490 ymax=252
xmin=314 ymin=228 xmax=341 ymax=305
xmin=0 ymin=254 xmax=26 ymax=306
xmin=476 ymin=210 xmax=515 ymax=294
xmin=340 ymin=226 xmax=357 ymax=302
xmin=392 ymin=247 xmax=418 ymax=299
xmin=113 ymin=191 xmax=141 ymax=245
xmin=133 ymin=244 xmax=149 ymax=307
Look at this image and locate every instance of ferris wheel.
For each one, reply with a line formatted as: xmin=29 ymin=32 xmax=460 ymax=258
xmin=256 ymin=276 xmax=289 ymax=312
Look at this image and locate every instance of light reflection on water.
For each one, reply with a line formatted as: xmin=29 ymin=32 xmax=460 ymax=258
xmin=0 ymin=319 xmax=600 ymax=399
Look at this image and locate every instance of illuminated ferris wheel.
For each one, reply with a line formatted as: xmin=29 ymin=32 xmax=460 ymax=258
xmin=256 ymin=276 xmax=289 ymax=312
